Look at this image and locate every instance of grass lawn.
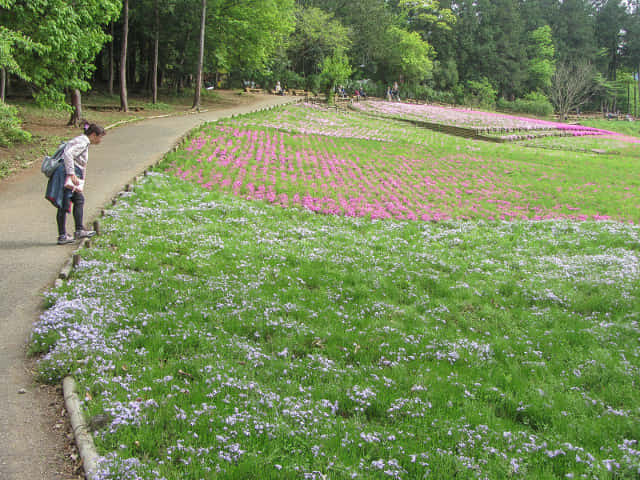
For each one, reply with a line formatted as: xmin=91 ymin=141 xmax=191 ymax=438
xmin=33 ymin=105 xmax=640 ymax=479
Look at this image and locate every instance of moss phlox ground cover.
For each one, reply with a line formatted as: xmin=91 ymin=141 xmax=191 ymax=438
xmin=33 ymin=105 xmax=640 ymax=479
xmin=165 ymin=104 xmax=639 ymax=223
xmin=351 ymin=101 xmax=640 ymax=143
xmin=33 ymin=174 xmax=640 ymax=479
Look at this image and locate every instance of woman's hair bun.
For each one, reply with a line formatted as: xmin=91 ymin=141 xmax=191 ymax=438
xmin=83 ymin=122 xmax=106 ymax=137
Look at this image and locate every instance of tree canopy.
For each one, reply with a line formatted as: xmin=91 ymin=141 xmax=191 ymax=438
xmin=1 ymin=0 xmax=121 ymax=107
xmin=1 ymin=0 xmax=639 ymax=115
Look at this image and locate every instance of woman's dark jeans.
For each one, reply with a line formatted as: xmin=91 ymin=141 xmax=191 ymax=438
xmin=56 ymin=188 xmax=85 ymax=236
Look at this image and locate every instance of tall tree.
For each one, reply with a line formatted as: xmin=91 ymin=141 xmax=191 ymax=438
xmin=595 ymin=0 xmax=627 ymax=80
xmin=526 ymin=25 xmax=555 ymax=92
xmin=109 ymin=22 xmax=115 ymax=96
xmin=287 ymin=6 xmax=351 ymax=79
xmin=381 ymin=26 xmax=435 ymax=85
xmin=553 ymin=0 xmax=598 ymax=64
xmin=1 ymin=0 xmax=121 ymax=122
xmin=550 ymin=61 xmax=598 ymax=119
xmin=454 ymin=0 xmax=527 ymax=99
xmin=301 ymin=0 xmax=395 ymax=79
xmin=625 ymin=1 xmax=640 ymax=111
xmin=192 ymin=0 xmax=206 ymax=109
xmin=120 ymin=0 xmax=129 ymax=112
xmin=0 ymin=0 xmax=41 ymax=100
xmin=152 ymin=0 xmax=159 ymax=104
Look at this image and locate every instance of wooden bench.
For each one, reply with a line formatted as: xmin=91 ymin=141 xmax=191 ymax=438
xmin=290 ymin=89 xmax=308 ymax=96
xmin=244 ymin=87 xmax=264 ymax=94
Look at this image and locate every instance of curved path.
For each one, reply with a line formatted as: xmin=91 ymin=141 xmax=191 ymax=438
xmin=0 ymin=94 xmax=296 ymax=479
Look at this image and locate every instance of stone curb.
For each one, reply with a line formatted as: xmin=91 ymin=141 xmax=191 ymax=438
xmin=55 ymin=96 xmax=300 ymax=479
xmin=63 ymin=376 xmax=100 ymax=480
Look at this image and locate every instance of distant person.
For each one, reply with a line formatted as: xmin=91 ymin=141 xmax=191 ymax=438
xmin=45 ymin=123 xmax=106 ymax=245
xmin=275 ymin=81 xmax=283 ymax=95
xmin=391 ymin=81 xmax=400 ymax=101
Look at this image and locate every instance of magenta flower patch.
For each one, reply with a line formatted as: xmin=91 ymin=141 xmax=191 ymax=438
xmin=351 ymin=101 xmax=638 ymax=142
xmin=168 ymin=117 xmax=638 ymax=223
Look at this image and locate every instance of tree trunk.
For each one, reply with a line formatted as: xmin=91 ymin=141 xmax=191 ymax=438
xmin=129 ymin=28 xmax=136 ymax=90
xmin=1 ymin=68 xmax=5 ymax=103
xmin=109 ymin=22 xmax=114 ymax=96
xmin=152 ymin=0 xmax=159 ymax=104
xmin=68 ymin=89 xmax=83 ymax=126
xmin=120 ymin=0 xmax=129 ymax=112
xmin=192 ymin=0 xmax=206 ymax=110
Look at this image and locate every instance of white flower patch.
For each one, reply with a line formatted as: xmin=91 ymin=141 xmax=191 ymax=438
xmin=347 ymin=385 xmax=378 ymax=413
xmin=387 ymin=396 xmax=431 ymax=419
xmin=538 ymin=249 xmax=640 ymax=287
xmin=94 ymin=453 xmax=155 ymax=480
xmin=101 ymin=398 xmax=159 ymax=434
xmin=421 ymin=338 xmax=493 ymax=364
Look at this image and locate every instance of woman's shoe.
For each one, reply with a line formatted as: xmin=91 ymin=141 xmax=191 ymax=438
xmin=57 ymin=234 xmax=75 ymax=245
xmin=74 ymin=229 xmax=96 ymax=240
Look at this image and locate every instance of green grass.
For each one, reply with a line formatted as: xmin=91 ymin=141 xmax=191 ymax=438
xmin=577 ymin=118 xmax=640 ymax=138
xmin=33 ymin=106 xmax=640 ymax=479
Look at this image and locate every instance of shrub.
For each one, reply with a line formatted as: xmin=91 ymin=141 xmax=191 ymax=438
xmin=400 ymin=85 xmax=456 ymax=105
xmin=464 ymin=78 xmax=497 ymax=109
xmin=281 ymin=70 xmax=305 ymax=90
xmin=0 ymin=103 xmax=31 ymax=147
xmin=497 ymin=91 xmax=554 ymax=117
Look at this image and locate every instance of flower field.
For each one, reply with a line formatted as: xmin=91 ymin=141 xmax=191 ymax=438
xmin=32 ymin=105 xmax=640 ymax=479
xmin=164 ymin=104 xmax=639 ymax=223
xmin=33 ymin=175 xmax=640 ymax=479
xmin=350 ymin=101 xmax=638 ymax=142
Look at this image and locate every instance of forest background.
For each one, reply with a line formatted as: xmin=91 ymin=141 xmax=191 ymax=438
xmin=1 ymin=0 xmax=640 ymax=147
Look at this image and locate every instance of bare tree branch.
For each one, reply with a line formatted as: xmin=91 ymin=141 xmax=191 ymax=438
xmin=550 ymin=61 xmax=597 ymax=120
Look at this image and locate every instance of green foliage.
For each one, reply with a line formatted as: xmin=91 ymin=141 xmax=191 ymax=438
xmin=402 ymin=84 xmax=456 ymax=104
xmin=288 ymin=6 xmax=352 ymax=78
xmin=210 ymin=0 xmax=295 ymax=77
xmin=319 ymin=52 xmax=352 ymax=97
xmin=396 ymin=0 xmax=457 ymax=45
xmin=498 ymin=91 xmax=554 ymax=117
xmin=454 ymin=0 xmax=527 ymax=99
xmin=382 ymin=26 xmax=434 ymax=84
xmin=1 ymin=0 xmax=122 ymax=109
xmin=465 ymin=77 xmax=497 ymax=108
xmin=432 ymin=58 xmax=459 ymax=91
xmin=0 ymin=24 xmax=42 ymax=81
xmin=0 ymin=103 xmax=31 ymax=147
xmin=527 ymin=25 xmax=555 ymax=91
xmin=594 ymin=0 xmax=627 ymax=80
xmin=281 ymin=70 xmax=305 ymax=90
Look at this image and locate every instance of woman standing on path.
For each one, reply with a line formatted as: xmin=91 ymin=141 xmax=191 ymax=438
xmin=46 ymin=123 xmax=106 ymax=244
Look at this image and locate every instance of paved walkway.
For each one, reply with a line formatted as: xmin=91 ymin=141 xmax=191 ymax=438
xmin=0 ymin=95 xmax=295 ymax=479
